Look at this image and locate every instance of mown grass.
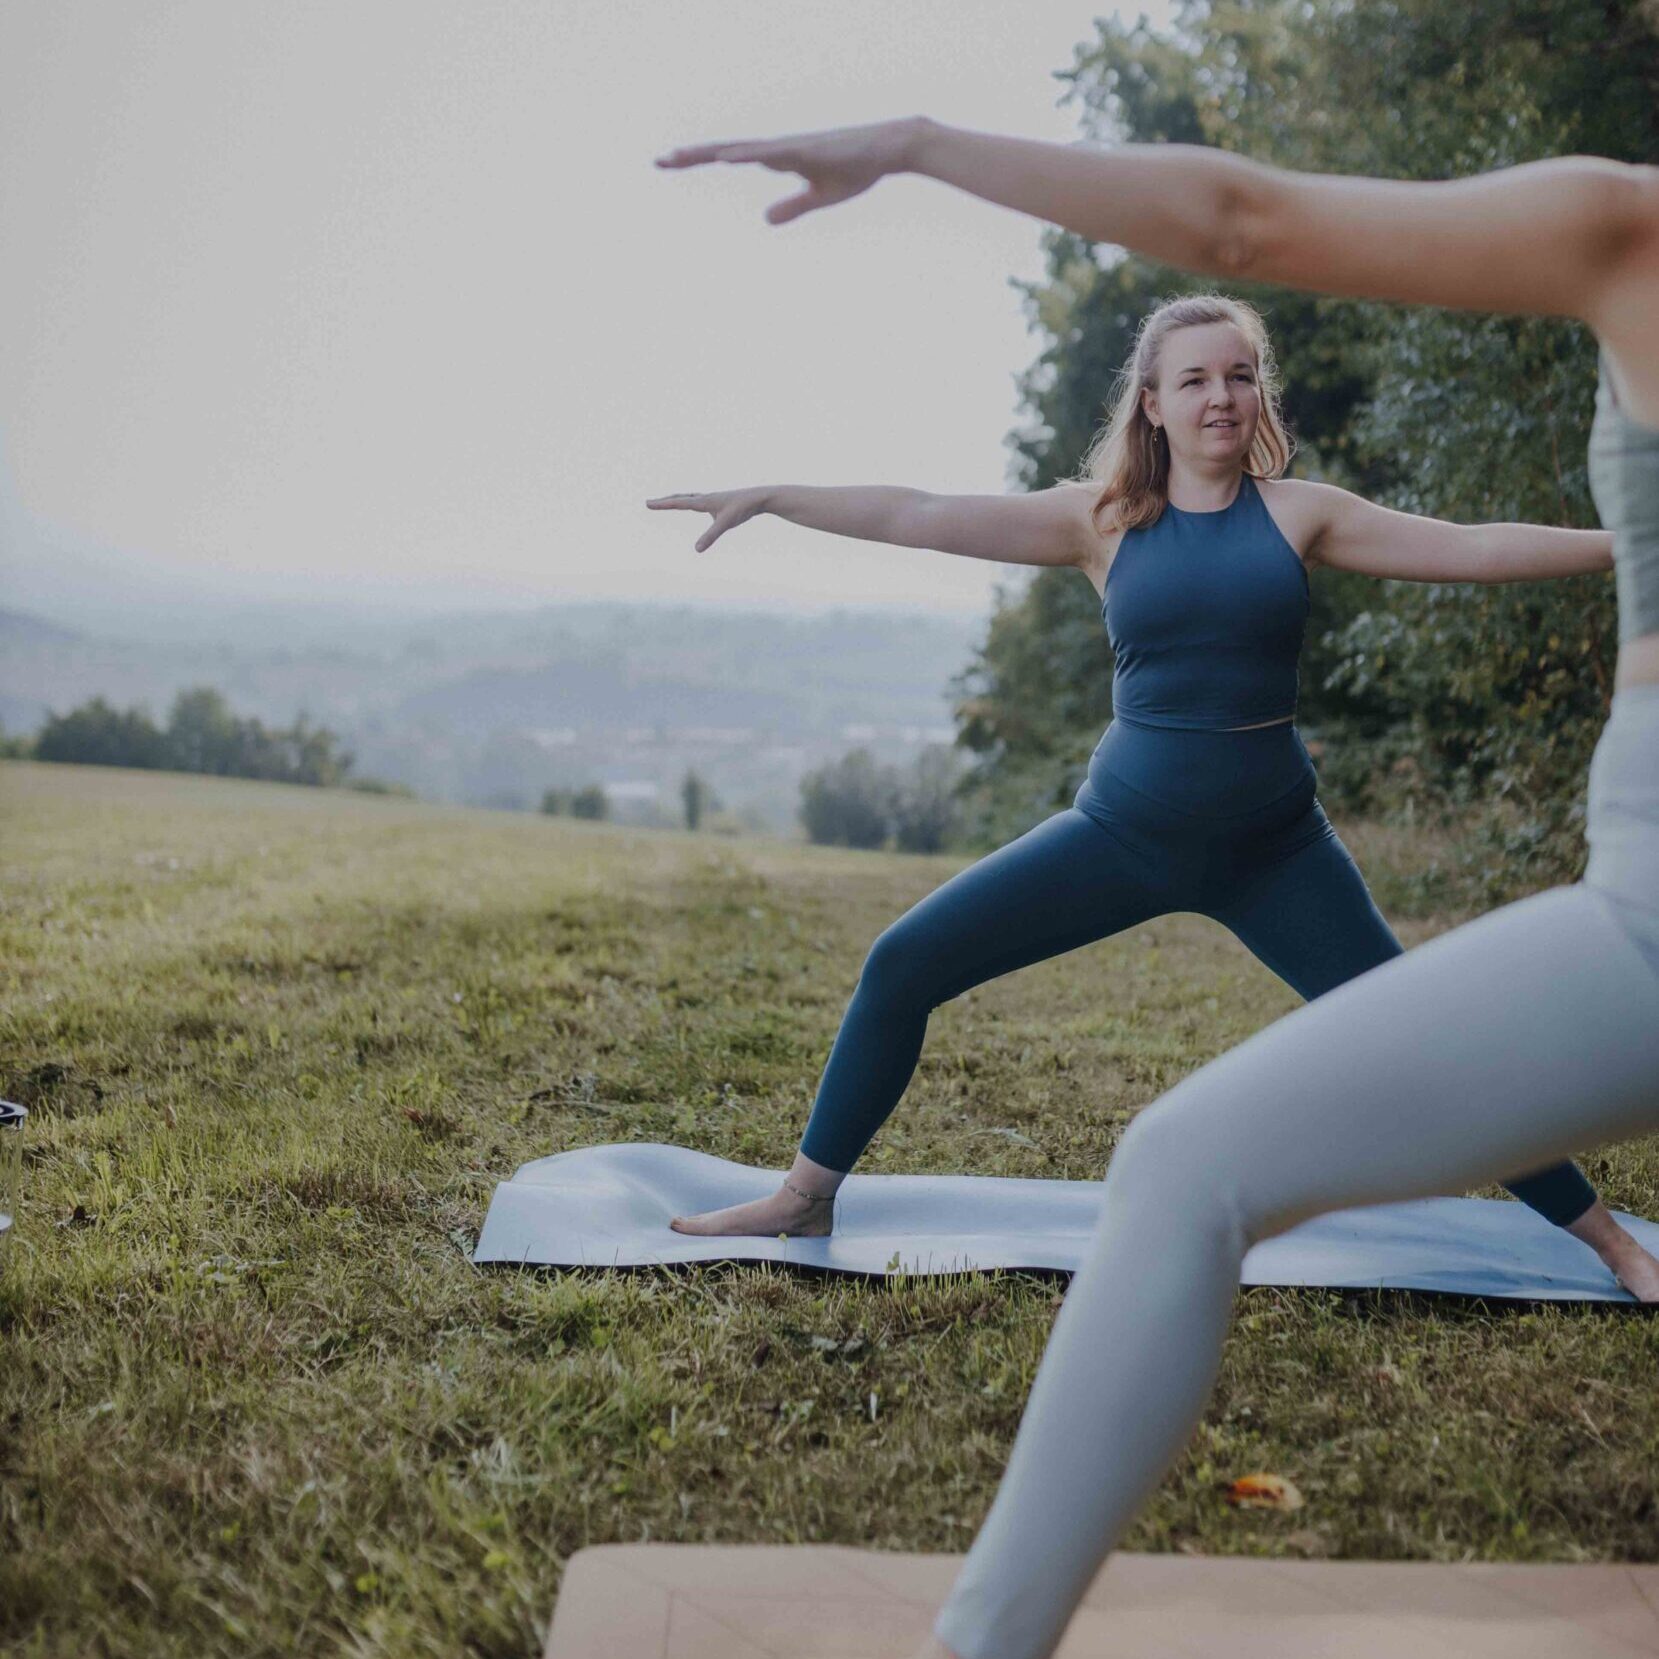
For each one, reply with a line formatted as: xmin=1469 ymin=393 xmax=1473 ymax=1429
xmin=1 ymin=759 xmax=1655 ymax=1659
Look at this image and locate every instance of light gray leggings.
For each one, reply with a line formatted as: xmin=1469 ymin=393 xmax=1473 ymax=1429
xmin=934 ymin=686 xmax=1659 ymax=1659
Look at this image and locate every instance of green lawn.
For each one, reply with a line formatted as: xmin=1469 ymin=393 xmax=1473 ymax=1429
xmin=2 ymin=759 xmax=1655 ymax=1658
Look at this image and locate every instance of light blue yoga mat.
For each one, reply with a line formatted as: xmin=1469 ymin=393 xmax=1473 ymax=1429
xmin=474 ymin=1142 xmax=1659 ymax=1302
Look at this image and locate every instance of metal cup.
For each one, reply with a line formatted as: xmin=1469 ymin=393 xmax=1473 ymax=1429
xmin=0 ymin=1100 xmax=25 ymax=1256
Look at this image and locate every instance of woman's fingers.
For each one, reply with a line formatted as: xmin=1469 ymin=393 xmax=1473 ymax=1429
xmin=659 ymin=120 xmax=919 ymax=232
xmin=655 ymin=139 xmax=770 ymax=169
xmin=654 ymin=140 xmax=739 ymax=168
xmin=694 ymin=512 xmax=734 ymax=553
xmin=655 ymin=137 xmax=796 ymax=170
xmin=765 ymin=185 xmax=828 ymax=226
xmin=645 ymin=493 xmax=741 ymax=551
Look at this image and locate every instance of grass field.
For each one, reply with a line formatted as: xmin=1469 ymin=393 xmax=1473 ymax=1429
xmin=2 ymin=759 xmax=1656 ymax=1659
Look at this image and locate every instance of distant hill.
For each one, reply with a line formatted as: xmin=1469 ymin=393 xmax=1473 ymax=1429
xmin=0 ymin=607 xmax=81 ymax=647
xmin=0 ymin=597 xmax=989 ymax=831
xmin=0 ymin=416 xmax=1000 ymax=827
xmin=0 ymin=610 xmax=80 ymax=733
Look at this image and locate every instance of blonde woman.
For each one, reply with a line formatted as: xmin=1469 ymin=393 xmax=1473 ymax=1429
xmin=652 ymin=289 xmax=1657 ymax=1300
xmin=658 ymin=118 xmax=1659 ymax=1659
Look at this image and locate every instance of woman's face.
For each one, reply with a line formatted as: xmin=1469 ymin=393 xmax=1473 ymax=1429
xmin=1142 ymin=322 xmax=1262 ymax=465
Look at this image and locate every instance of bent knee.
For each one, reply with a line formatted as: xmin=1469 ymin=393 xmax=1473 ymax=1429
xmin=857 ymin=922 xmax=954 ymax=1008
xmin=1107 ymin=1103 xmax=1258 ymax=1244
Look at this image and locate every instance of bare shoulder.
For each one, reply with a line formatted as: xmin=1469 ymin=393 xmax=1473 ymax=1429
xmin=1587 ymin=162 xmax=1659 ymax=421
xmin=1253 ymin=476 xmax=1348 ymax=562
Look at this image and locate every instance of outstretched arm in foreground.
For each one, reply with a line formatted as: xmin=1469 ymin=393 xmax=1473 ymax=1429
xmin=659 ymin=119 xmax=1659 ymax=410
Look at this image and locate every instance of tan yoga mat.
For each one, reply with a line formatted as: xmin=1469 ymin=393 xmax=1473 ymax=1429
xmin=543 ymin=1543 xmax=1659 ymax=1657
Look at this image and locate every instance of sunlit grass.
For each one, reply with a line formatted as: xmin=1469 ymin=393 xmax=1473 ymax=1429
xmin=2 ymin=760 xmax=1655 ymax=1658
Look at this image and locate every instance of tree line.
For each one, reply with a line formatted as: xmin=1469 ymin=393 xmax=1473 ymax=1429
xmin=7 ymin=688 xmax=354 ymax=787
xmin=798 ymin=745 xmax=963 ymax=853
xmin=538 ymin=756 xmax=963 ymax=854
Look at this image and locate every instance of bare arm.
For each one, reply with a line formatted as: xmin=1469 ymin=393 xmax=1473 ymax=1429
xmin=1302 ymin=482 xmax=1615 ymax=584
xmin=646 ymin=481 xmax=1097 ymax=567
xmin=661 ymin=118 xmax=1659 ymax=390
xmin=906 ymin=124 xmax=1652 ymax=326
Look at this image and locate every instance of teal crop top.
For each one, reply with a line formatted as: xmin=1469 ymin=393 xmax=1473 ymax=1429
xmin=1102 ymin=472 xmax=1309 ymax=730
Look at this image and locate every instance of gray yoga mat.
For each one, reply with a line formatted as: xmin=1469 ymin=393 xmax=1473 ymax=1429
xmin=473 ymin=1142 xmax=1659 ymax=1302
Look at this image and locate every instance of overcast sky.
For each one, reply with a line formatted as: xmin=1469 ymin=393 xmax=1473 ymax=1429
xmin=0 ymin=2 xmax=1178 ymax=619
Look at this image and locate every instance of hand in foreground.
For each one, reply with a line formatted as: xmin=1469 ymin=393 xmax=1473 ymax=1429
xmin=645 ymin=488 xmax=769 ymax=552
xmin=654 ymin=115 xmax=931 ymax=225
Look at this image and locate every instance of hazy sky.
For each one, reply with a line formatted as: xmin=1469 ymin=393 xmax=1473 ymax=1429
xmin=0 ymin=2 xmax=1177 ymax=618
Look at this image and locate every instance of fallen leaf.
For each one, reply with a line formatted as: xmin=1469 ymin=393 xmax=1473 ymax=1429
xmin=1223 ymin=1472 xmax=1304 ymax=1511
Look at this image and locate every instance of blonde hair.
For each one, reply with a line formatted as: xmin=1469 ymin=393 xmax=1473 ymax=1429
xmin=1078 ymin=293 xmax=1295 ymax=532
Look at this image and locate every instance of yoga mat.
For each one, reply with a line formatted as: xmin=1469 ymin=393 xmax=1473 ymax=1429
xmin=543 ymin=1543 xmax=1659 ymax=1658
xmin=475 ymin=1143 xmax=1659 ymax=1301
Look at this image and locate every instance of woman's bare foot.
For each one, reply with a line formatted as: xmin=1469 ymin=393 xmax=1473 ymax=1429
xmin=670 ymin=1153 xmax=846 ymax=1238
xmin=1567 ymin=1200 xmax=1659 ymax=1302
xmin=670 ymin=1183 xmax=835 ymax=1237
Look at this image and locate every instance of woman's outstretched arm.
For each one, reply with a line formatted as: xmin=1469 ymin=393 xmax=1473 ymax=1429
xmin=660 ymin=118 xmax=1658 ymax=340
xmin=1293 ymin=482 xmax=1614 ymax=583
xmin=906 ymin=125 xmax=1652 ymax=325
xmin=647 ymin=480 xmax=1099 ymax=567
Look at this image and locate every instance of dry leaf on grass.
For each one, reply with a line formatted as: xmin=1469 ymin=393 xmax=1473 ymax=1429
xmin=1223 ymin=1473 xmax=1304 ymax=1510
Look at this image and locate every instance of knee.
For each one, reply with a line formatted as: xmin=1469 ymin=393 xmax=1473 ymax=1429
xmin=1108 ymin=1106 xmax=1196 ymax=1199
xmin=1106 ymin=1102 xmax=1255 ymax=1247
xmin=856 ymin=921 xmax=945 ymax=1009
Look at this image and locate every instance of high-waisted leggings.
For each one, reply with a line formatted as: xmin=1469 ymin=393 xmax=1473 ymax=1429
xmin=933 ymin=686 xmax=1659 ymax=1659
xmin=799 ymin=715 xmax=1596 ymax=1228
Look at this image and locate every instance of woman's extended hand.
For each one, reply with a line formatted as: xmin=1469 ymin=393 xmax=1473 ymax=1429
xmin=654 ymin=115 xmax=933 ymax=225
xmin=645 ymin=488 xmax=771 ymax=552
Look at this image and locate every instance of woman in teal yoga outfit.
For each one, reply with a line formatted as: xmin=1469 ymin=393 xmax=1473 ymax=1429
xmin=656 ymin=117 xmax=1659 ymax=1659
xmin=650 ymin=287 xmax=1659 ymax=1299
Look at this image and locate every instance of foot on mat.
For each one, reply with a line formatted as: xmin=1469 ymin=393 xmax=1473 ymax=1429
xmin=670 ymin=1184 xmax=835 ymax=1238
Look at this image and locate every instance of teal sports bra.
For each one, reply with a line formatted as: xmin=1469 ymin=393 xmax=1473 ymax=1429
xmin=1102 ymin=472 xmax=1309 ymax=730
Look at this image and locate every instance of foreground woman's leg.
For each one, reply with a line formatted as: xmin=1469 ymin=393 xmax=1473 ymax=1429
xmin=932 ymin=883 xmax=1659 ymax=1659
xmin=1209 ymin=823 xmax=1659 ymax=1290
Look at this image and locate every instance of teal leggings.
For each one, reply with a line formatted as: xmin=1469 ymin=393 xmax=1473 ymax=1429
xmin=798 ymin=718 xmax=1597 ymax=1227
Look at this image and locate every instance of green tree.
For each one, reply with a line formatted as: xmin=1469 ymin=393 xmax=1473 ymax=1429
xmin=32 ymin=689 xmax=352 ymax=787
xmin=165 ymin=688 xmax=243 ymax=776
xmin=891 ymin=745 xmax=963 ymax=854
xmin=35 ymin=699 xmax=169 ymax=769
xmin=569 ymin=785 xmax=609 ymax=821
xmin=799 ymin=749 xmax=895 ymax=849
xmin=681 ymin=770 xmax=708 ymax=831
